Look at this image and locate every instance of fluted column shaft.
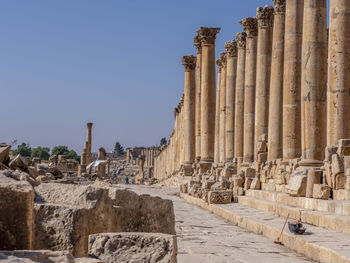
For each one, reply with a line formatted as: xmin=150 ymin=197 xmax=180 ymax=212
xmin=198 ymin=27 xmax=221 ymax=166
xmin=219 ymin=53 xmax=227 ymax=164
xmin=268 ymin=0 xmax=286 ymax=161
xmin=214 ymin=60 xmax=222 ymax=164
xmin=182 ymin=56 xmax=197 ymax=166
xmin=234 ymin=33 xmax=247 ymax=165
xmin=225 ymin=41 xmax=238 ymax=162
xmin=283 ymin=0 xmax=304 ymax=160
xmin=327 ymin=0 xmax=350 ymax=146
xmin=194 ymin=36 xmax=202 ymax=161
xmin=86 ymin=122 xmax=93 ymax=163
xmin=301 ymin=0 xmax=327 ymax=163
xmin=241 ymin=18 xmax=258 ymax=163
xmin=255 ymin=6 xmax=274 ymax=159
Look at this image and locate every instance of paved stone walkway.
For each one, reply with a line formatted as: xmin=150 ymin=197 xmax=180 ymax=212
xmin=127 ymin=185 xmax=313 ymax=263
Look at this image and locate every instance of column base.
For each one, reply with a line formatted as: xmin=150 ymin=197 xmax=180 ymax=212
xmin=299 ymin=159 xmax=323 ymax=168
xmin=199 ymin=162 xmax=213 ymax=174
xmin=181 ymin=164 xmax=194 ymax=177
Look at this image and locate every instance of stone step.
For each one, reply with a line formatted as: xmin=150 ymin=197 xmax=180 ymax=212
xmin=181 ymin=193 xmax=350 ymax=263
xmin=238 ymin=195 xmax=350 ymax=235
xmin=246 ymin=189 xmax=350 ymax=216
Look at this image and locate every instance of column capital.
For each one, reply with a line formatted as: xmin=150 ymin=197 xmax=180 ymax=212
xmin=87 ymin=122 xmax=93 ymax=128
xmin=216 ymin=58 xmax=223 ymax=73
xmin=193 ymin=34 xmax=202 ymax=53
xmin=197 ymin=27 xmax=221 ymax=45
xmin=182 ymin=55 xmax=197 ymax=71
xmin=225 ymin=40 xmax=237 ymax=57
xmin=236 ymin=32 xmax=247 ymax=49
xmin=240 ymin=17 xmax=258 ymax=37
xmin=273 ymin=0 xmax=286 ymax=14
xmin=257 ymin=6 xmax=274 ymax=28
xmin=220 ymin=52 xmax=227 ymax=67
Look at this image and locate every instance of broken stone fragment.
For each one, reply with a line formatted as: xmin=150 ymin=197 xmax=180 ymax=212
xmin=88 ymin=232 xmax=177 ymax=263
xmin=338 ymin=139 xmax=350 ymax=156
xmin=313 ymin=184 xmax=331 ymax=200
xmin=208 ymin=190 xmax=232 ymax=204
xmin=250 ymin=178 xmax=261 ymax=190
xmin=286 ymin=171 xmax=307 ymax=197
xmin=180 ymin=183 xmax=188 ymax=193
xmin=9 ymin=154 xmax=28 ymax=171
xmin=332 ymin=154 xmax=344 ymax=176
xmin=0 ymin=250 xmax=76 ymax=263
xmin=0 ymin=145 xmax=11 ymax=164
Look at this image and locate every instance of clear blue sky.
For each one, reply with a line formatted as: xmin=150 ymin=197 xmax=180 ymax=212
xmin=0 ymin=0 xmax=330 ymax=153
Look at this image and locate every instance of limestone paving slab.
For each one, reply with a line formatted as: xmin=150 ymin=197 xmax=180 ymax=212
xmin=126 ymin=185 xmax=312 ymax=263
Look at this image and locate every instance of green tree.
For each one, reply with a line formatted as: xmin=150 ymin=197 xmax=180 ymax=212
xmin=51 ymin=146 xmax=80 ymax=162
xmin=160 ymin=137 xmax=167 ymax=146
xmin=12 ymin=142 xmax=31 ymax=157
xmin=31 ymin=147 xmax=50 ymax=160
xmin=114 ymin=142 xmax=124 ymax=155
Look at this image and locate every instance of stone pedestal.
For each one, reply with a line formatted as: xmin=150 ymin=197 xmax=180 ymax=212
xmin=327 ymin=0 xmax=350 ymax=146
xmin=254 ymin=6 xmax=274 ymax=160
xmin=240 ymin=17 xmax=258 ymax=164
xmin=182 ymin=55 xmax=197 ymax=169
xmin=225 ymin=40 xmax=238 ymax=163
xmin=283 ymin=0 xmax=303 ymax=160
xmin=268 ymin=0 xmax=286 ymax=161
xmin=198 ymin=27 xmax=221 ymax=165
xmin=301 ymin=0 xmax=327 ymax=163
xmin=234 ymin=32 xmax=247 ymax=167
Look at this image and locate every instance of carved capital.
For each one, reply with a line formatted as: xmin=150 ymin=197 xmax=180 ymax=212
xmin=225 ymin=40 xmax=237 ymax=57
xmin=220 ymin=52 xmax=227 ymax=67
xmin=236 ymin=32 xmax=247 ymax=49
xmin=216 ymin=58 xmax=223 ymax=73
xmin=197 ymin=27 xmax=221 ymax=45
xmin=240 ymin=17 xmax=258 ymax=37
xmin=182 ymin=55 xmax=197 ymax=71
xmin=273 ymin=0 xmax=286 ymax=14
xmin=257 ymin=6 xmax=274 ymax=28
xmin=193 ymin=34 xmax=202 ymax=53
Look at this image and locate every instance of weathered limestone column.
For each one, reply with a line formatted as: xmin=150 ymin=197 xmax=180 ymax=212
xmin=283 ymin=0 xmax=304 ymax=160
xmin=234 ymin=32 xmax=247 ymax=167
xmin=327 ymin=0 xmax=350 ymax=146
xmin=255 ymin=6 xmax=274 ymax=159
xmin=268 ymin=0 xmax=286 ymax=161
xmin=214 ymin=58 xmax=222 ymax=164
xmin=198 ymin=27 xmax=221 ymax=172
xmin=86 ymin=122 xmax=93 ymax=164
xmin=301 ymin=0 xmax=327 ymax=164
xmin=219 ymin=52 xmax=227 ymax=165
xmin=182 ymin=55 xmax=197 ymax=175
xmin=193 ymin=35 xmax=202 ymax=162
xmin=240 ymin=18 xmax=258 ymax=164
xmin=225 ymin=40 xmax=238 ymax=162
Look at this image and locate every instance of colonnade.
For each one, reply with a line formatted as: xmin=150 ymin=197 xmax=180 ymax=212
xmin=154 ymin=0 xmax=350 ymax=195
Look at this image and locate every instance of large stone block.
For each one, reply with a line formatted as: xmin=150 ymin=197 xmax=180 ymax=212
xmin=313 ymin=184 xmax=331 ymax=200
xmin=208 ymin=190 xmax=232 ymax=204
xmin=0 ymin=145 xmax=10 ymax=164
xmin=0 ymin=174 xmax=34 ymax=250
xmin=9 ymin=154 xmax=28 ymax=171
xmin=88 ymin=232 xmax=177 ymax=263
xmin=250 ymin=178 xmax=261 ymax=190
xmin=332 ymin=154 xmax=344 ymax=176
xmin=0 ymin=250 xmax=75 ymax=263
xmin=286 ymin=171 xmax=307 ymax=197
xmin=338 ymin=139 xmax=350 ymax=155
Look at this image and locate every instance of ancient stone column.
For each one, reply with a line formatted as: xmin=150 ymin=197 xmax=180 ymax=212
xmin=214 ymin=58 xmax=222 ymax=164
xmin=219 ymin=52 xmax=227 ymax=165
xmin=327 ymin=0 xmax=350 ymax=146
xmin=86 ymin=122 xmax=93 ymax=164
xmin=301 ymin=0 xmax=327 ymax=164
xmin=234 ymin=32 xmax=247 ymax=167
xmin=268 ymin=0 xmax=286 ymax=161
xmin=255 ymin=6 xmax=274 ymax=160
xmin=198 ymin=27 xmax=221 ymax=172
xmin=182 ymin=55 xmax=197 ymax=175
xmin=240 ymin=18 xmax=258 ymax=164
xmin=193 ymin=35 xmax=202 ymax=162
xmin=225 ymin=40 xmax=238 ymax=163
xmin=283 ymin=0 xmax=303 ymax=160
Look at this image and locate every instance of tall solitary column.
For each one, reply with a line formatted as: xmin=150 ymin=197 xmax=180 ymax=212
xmin=255 ymin=6 xmax=274 ymax=159
xmin=225 ymin=40 xmax=238 ymax=163
xmin=240 ymin=18 xmax=258 ymax=164
xmin=301 ymin=0 xmax=327 ymax=164
xmin=86 ymin=122 xmax=93 ymax=163
xmin=214 ymin=58 xmax=222 ymax=164
xmin=234 ymin=32 xmax=247 ymax=167
xmin=198 ymin=27 xmax=221 ymax=172
xmin=268 ymin=0 xmax=286 ymax=161
xmin=182 ymin=55 xmax=197 ymax=175
xmin=219 ymin=52 xmax=227 ymax=165
xmin=193 ymin=35 xmax=202 ymax=161
xmin=283 ymin=0 xmax=304 ymax=160
xmin=328 ymin=0 xmax=350 ymax=146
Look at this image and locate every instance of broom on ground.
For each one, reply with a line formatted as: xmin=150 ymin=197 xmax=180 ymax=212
xmin=274 ymin=213 xmax=289 ymax=245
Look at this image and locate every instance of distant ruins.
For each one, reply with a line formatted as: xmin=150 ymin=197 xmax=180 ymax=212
xmin=154 ymin=0 xmax=350 ymax=204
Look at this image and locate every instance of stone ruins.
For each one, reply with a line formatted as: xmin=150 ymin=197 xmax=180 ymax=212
xmin=2 ymin=0 xmax=350 ymax=262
